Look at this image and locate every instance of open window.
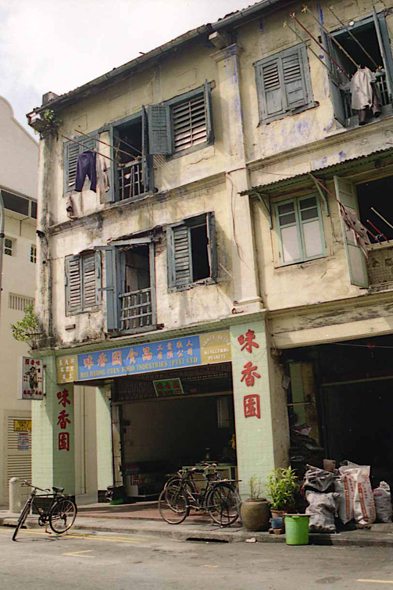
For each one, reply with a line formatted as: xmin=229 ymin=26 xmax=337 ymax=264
xmin=167 ymin=212 xmax=217 ymax=290
xmin=323 ymin=10 xmax=393 ymax=127
xmin=104 ymin=238 xmax=156 ymax=334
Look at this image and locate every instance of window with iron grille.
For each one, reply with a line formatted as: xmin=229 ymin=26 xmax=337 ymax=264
xmin=30 ymin=245 xmax=37 ymax=264
xmin=254 ymin=44 xmax=314 ymax=123
xmin=65 ymin=251 xmax=101 ymax=315
xmin=4 ymin=238 xmax=13 ymax=256
xmin=9 ymin=293 xmax=34 ymax=311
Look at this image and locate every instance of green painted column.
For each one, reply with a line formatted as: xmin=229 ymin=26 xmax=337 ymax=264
xmin=32 ymin=355 xmax=75 ymax=493
xmin=230 ymin=319 xmax=275 ymax=499
xmin=96 ymin=385 xmax=113 ymax=492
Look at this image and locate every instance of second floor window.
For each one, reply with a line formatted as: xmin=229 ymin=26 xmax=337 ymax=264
xmin=276 ymin=196 xmax=325 ymax=265
xmin=254 ymin=44 xmax=314 ymax=123
xmin=30 ymin=245 xmax=37 ymax=264
xmin=4 ymin=238 xmax=13 ymax=256
xmin=65 ymin=251 xmax=101 ymax=315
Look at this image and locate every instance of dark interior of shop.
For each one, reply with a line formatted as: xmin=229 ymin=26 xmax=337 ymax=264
xmin=357 ymin=175 xmax=393 ymax=242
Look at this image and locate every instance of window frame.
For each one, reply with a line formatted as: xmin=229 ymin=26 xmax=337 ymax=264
xmin=254 ymin=43 xmax=314 ymax=125
xmin=64 ymin=251 xmax=101 ymax=316
xmin=30 ymin=244 xmax=37 ymax=264
xmin=275 ymin=194 xmax=326 ymax=267
xmin=167 ymin=212 xmax=217 ymax=291
xmin=4 ymin=237 xmax=14 ymax=257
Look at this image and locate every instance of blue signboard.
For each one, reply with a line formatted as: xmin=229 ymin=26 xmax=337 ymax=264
xmin=78 ymin=335 xmax=201 ymax=381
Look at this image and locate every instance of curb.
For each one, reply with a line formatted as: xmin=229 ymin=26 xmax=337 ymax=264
xmin=1 ymin=516 xmax=393 ymax=547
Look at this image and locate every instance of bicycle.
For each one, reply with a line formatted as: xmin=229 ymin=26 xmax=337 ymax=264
xmin=158 ymin=463 xmax=241 ymax=527
xmin=12 ymin=480 xmax=77 ymax=541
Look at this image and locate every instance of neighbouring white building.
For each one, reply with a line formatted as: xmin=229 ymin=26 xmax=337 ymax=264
xmin=0 ymin=96 xmax=38 ymax=504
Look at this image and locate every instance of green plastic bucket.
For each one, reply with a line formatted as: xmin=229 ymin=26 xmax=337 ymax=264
xmin=284 ymin=514 xmax=310 ymax=545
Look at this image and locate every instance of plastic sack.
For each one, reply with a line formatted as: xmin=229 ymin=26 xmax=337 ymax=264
xmin=335 ymin=464 xmax=376 ymax=525
xmin=303 ymin=465 xmax=336 ymax=492
xmin=373 ymin=482 xmax=392 ymax=523
xmin=305 ymin=490 xmax=339 ymax=533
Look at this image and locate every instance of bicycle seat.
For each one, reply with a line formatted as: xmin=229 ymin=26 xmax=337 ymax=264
xmin=52 ymin=486 xmax=64 ymax=493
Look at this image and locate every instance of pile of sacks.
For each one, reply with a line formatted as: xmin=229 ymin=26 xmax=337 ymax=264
xmin=303 ymin=463 xmax=392 ymax=533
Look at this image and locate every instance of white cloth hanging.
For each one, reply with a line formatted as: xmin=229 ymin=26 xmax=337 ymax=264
xmin=351 ymin=67 xmax=376 ymax=110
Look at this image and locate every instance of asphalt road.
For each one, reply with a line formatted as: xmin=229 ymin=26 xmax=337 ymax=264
xmin=1 ymin=527 xmax=393 ymax=589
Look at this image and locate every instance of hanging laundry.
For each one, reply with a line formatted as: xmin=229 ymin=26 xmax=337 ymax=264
xmin=75 ymin=150 xmax=97 ymax=192
xmin=97 ymin=155 xmax=110 ymax=204
xmin=351 ymin=67 xmax=382 ymax=124
xmin=339 ymin=202 xmax=371 ymax=258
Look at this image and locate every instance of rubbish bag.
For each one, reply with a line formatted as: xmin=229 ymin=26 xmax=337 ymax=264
xmin=335 ymin=463 xmax=376 ymax=526
xmin=305 ymin=490 xmax=339 ymax=533
xmin=303 ymin=465 xmax=336 ymax=492
xmin=373 ymin=482 xmax=392 ymax=523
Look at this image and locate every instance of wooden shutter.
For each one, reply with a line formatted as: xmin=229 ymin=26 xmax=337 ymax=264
xmin=65 ymin=256 xmax=82 ymax=314
xmin=82 ymin=252 xmax=101 ymax=310
xmin=334 ymin=176 xmax=368 ymax=288
xmin=282 ymin=46 xmax=308 ymax=109
xmin=256 ymin=56 xmax=284 ymax=120
xmin=373 ymin=8 xmax=393 ymax=100
xmin=147 ymin=104 xmax=171 ymax=155
xmin=321 ymin=32 xmax=346 ymax=126
xmin=142 ymin=106 xmax=150 ymax=191
xmin=206 ymin=212 xmax=217 ymax=281
xmin=204 ymin=80 xmax=214 ymax=145
xmin=168 ymin=224 xmax=192 ymax=288
xmin=64 ymin=135 xmax=97 ymax=194
xmin=105 ymin=248 xmax=120 ymax=331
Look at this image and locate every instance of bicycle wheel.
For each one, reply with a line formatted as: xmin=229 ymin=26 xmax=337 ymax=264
xmin=12 ymin=500 xmax=31 ymax=541
xmin=158 ymin=485 xmax=189 ymax=525
xmin=49 ymin=498 xmax=77 ymax=534
xmin=207 ymin=483 xmax=240 ymax=527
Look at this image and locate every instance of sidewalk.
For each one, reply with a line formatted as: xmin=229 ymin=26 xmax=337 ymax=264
xmin=2 ymin=501 xmax=393 ymax=547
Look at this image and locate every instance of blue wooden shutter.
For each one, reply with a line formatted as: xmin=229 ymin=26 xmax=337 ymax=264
xmin=65 ymin=256 xmax=82 ymax=314
xmin=147 ymin=104 xmax=171 ymax=155
xmin=104 ymin=248 xmax=119 ymax=331
xmin=82 ymin=251 xmax=101 ymax=310
xmin=256 ymin=56 xmax=284 ymax=120
xmin=168 ymin=224 xmax=192 ymax=288
xmin=64 ymin=135 xmax=97 ymax=194
xmin=334 ymin=176 xmax=368 ymax=288
xmin=321 ymin=32 xmax=346 ymax=126
xmin=373 ymin=8 xmax=393 ymax=100
xmin=206 ymin=212 xmax=217 ymax=281
xmin=282 ymin=46 xmax=309 ymax=110
xmin=142 ymin=106 xmax=150 ymax=191
xmin=204 ymin=80 xmax=214 ymax=145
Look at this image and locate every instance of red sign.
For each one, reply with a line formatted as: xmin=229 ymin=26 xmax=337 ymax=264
xmin=243 ymin=394 xmax=261 ymax=419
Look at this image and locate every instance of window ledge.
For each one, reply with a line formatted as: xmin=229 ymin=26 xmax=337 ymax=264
xmin=274 ymin=254 xmax=327 ymax=270
xmin=169 ymin=277 xmax=216 ymax=293
xmin=258 ymin=101 xmax=319 ymax=127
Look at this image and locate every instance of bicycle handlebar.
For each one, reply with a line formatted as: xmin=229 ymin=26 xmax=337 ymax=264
xmin=21 ymin=480 xmax=51 ymax=493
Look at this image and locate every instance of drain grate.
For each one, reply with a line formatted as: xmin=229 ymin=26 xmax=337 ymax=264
xmin=186 ymin=537 xmax=229 ymax=543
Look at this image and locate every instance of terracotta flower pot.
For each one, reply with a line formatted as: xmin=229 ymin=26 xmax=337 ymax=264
xmin=241 ymin=500 xmax=270 ymax=532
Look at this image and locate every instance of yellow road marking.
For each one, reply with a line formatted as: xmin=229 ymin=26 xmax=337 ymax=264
xmin=357 ymin=580 xmax=393 ymax=584
xmin=4 ymin=529 xmax=152 ymax=543
xmin=63 ymin=550 xmax=94 ymax=558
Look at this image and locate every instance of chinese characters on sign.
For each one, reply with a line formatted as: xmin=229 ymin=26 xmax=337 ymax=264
xmin=57 ymin=388 xmax=71 ymax=452
xmin=56 ymin=355 xmax=78 ymax=384
xmin=238 ymin=329 xmax=262 ymax=419
xmin=20 ymin=357 xmax=44 ymax=400
xmin=153 ymin=378 xmax=184 ymax=397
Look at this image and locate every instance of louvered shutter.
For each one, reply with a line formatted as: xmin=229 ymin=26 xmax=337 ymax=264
xmin=256 ymin=57 xmax=283 ymax=119
xmin=147 ymin=104 xmax=171 ymax=155
xmin=65 ymin=256 xmax=82 ymax=314
xmin=105 ymin=248 xmax=120 ymax=331
xmin=172 ymin=93 xmax=208 ymax=153
xmin=321 ymin=33 xmax=346 ymax=126
xmin=206 ymin=212 xmax=217 ymax=281
xmin=373 ymin=8 xmax=393 ymax=100
xmin=64 ymin=135 xmax=97 ymax=194
xmin=204 ymin=80 xmax=214 ymax=145
xmin=168 ymin=224 xmax=192 ymax=288
xmin=282 ymin=47 xmax=308 ymax=109
xmin=142 ymin=106 xmax=150 ymax=191
xmin=82 ymin=251 xmax=101 ymax=310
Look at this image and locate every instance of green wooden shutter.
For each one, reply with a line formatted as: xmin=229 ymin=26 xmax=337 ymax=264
xmin=168 ymin=224 xmax=192 ymax=288
xmin=64 ymin=135 xmax=98 ymax=194
xmin=82 ymin=251 xmax=101 ymax=310
xmin=204 ymin=80 xmax=214 ymax=145
xmin=321 ymin=32 xmax=346 ymax=126
xmin=206 ymin=212 xmax=217 ymax=281
xmin=256 ymin=56 xmax=284 ymax=120
xmin=105 ymin=248 xmax=119 ymax=331
xmin=142 ymin=106 xmax=150 ymax=191
xmin=65 ymin=256 xmax=82 ymax=314
xmin=334 ymin=176 xmax=368 ymax=288
xmin=282 ymin=46 xmax=309 ymax=110
xmin=373 ymin=8 xmax=393 ymax=100
xmin=147 ymin=104 xmax=171 ymax=155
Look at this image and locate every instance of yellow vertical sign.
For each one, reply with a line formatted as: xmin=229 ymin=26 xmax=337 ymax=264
xmin=56 ymin=356 xmax=78 ymax=383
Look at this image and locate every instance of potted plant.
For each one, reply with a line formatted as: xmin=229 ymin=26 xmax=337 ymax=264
xmin=240 ymin=475 xmax=270 ymax=532
xmin=265 ymin=467 xmax=298 ymax=533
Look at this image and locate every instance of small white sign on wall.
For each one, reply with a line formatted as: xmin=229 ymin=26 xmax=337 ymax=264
xmin=19 ymin=357 xmax=44 ymax=400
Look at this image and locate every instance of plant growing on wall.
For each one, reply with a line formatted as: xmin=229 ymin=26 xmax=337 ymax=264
xmin=35 ymin=109 xmax=62 ymax=138
xmin=11 ymin=305 xmax=41 ymax=348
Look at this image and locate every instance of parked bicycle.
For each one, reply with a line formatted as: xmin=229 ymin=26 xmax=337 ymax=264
xmin=158 ymin=463 xmax=241 ymax=527
xmin=12 ymin=480 xmax=77 ymax=541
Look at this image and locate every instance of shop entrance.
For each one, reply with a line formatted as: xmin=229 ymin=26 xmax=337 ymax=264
xmin=113 ymin=362 xmax=236 ymax=500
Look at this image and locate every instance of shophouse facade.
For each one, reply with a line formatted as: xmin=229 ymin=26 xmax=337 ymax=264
xmin=0 ymin=96 xmax=38 ymax=504
xmin=28 ymin=0 xmax=393 ymax=500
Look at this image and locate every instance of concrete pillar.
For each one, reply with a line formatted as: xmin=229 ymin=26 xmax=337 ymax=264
xmin=211 ymin=44 xmax=263 ymax=314
xmin=9 ymin=477 xmax=21 ymax=513
xmin=32 ymin=355 xmax=75 ymax=494
xmin=231 ymin=318 xmax=277 ymax=499
xmin=96 ymin=385 xmax=113 ymax=492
